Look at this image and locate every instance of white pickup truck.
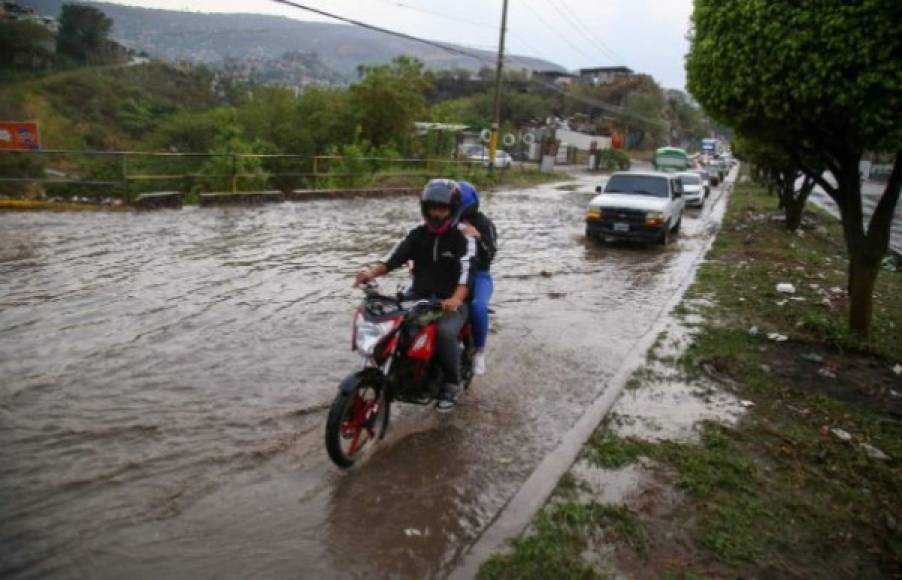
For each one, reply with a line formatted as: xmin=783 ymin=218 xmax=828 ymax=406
xmin=585 ymin=171 xmax=686 ymax=245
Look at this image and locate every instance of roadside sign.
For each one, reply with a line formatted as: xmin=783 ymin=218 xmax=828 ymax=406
xmin=0 ymin=122 xmax=41 ymax=150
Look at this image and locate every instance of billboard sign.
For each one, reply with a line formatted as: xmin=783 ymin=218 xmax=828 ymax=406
xmin=0 ymin=122 xmax=41 ymax=150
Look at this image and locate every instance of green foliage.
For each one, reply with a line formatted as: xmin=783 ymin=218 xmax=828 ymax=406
xmin=350 ymin=56 xmax=431 ymax=152
xmin=665 ymin=89 xmax=711 ymax=147
xmin=146 ymin=108 xmax=240 ymax=154
xmin=687 ymin=0 xmax=902 ymax=152
xmin=0 ymin=152 xmax=45 ymax=197
xmin=0 ymin=20 xmax=56 ymax=71
xmin=56 ymin=4 xmax=119 ymax=65
xmin=596 ymin=148 xmax=631 ymax=171
xmin=479 ymin=501 xmax=646 ymax=579
xmin=194 ymin=128 xmax=269 ymax=193
xmin=583 ymin=431 xmax=655 ymax=469
xmin=620 ymin=90 xmax=667 ymax=148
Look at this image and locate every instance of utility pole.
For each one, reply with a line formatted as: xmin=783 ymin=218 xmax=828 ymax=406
xmin=488 ymin=0 xmax=509 ymax=172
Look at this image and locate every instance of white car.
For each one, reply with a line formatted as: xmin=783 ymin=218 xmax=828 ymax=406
xmin=677 ymin=172 xmax=705 ymax=207
xmin=462 ymin=144 xmax=512 ymax=169
xmin=586 ymin=171 xmax=686 ymax=245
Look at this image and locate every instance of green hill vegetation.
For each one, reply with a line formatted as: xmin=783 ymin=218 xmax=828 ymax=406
xmin=1 ymin=5 xmax=712 ymax=200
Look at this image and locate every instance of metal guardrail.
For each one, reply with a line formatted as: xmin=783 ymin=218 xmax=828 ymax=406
xmin=0 ymin=149 xmax=516 ymax=200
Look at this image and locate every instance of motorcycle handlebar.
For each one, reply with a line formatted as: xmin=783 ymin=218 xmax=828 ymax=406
xmin=359 ymin=281 xmax=442 ymax=316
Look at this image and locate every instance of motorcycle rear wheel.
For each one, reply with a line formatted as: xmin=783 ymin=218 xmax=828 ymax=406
xmin=325 ymin=377 xmax=390 ymax=468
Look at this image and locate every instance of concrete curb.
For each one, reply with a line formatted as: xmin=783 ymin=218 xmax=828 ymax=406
xmin=448 ymin=169 xmax=738 ymax=580
xmin=199 ymin=191 xmax=285 ymax=206
xmin=134 ymin=191 xmax=183 ymax=210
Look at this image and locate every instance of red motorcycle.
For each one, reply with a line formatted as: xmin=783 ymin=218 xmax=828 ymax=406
xmin=325 ymin=282 xmax=475 ymax=468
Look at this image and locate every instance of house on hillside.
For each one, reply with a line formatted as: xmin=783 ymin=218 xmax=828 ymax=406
xmin=531 ymin=70 xmax=577 ymax=87
xmin=578 ymin=66 xmax=634 ymax=86
xmin=1 ymin=1 xmax=58 ymax=31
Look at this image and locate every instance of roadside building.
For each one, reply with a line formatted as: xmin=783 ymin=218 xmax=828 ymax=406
xmin=578 ymin=66 xmax=634 ymax=86
xmin=531 ymin=70 xmax=578 ymax=87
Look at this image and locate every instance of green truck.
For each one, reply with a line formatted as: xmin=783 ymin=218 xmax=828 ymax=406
xmin=654 ymin=147 xmax=690 ymax=173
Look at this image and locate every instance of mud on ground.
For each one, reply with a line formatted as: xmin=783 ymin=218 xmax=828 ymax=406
xmin=481 ymin=180 xmax=902 ymax=580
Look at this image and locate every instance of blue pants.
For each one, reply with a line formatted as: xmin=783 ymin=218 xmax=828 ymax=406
xmin=470 ymin=270 xmax=494 ymax=350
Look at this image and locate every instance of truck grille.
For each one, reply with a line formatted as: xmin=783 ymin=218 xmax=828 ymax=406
xmin=602 ymin=208 xmax=645 ymax=224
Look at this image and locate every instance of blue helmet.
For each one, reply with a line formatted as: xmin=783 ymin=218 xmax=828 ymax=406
xmin=456 ymin=180 xmax=480 ymax=221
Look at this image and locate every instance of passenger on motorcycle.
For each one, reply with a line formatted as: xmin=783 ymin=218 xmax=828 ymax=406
xmin=454 ymin=181 xmax=497 ymax=375
xmin=354 ymin=179 xmax=476 ymax=412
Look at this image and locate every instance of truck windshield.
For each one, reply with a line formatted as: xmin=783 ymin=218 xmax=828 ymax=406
xmin=604 ymin=175 xmax=669 ymax=198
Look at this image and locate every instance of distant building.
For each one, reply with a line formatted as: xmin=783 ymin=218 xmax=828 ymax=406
xmin=531 ymin=70 xmax=577 ymax=87
xmin=578 ymin=66 xmax=634 ymax=86
xmin=1 ymin=1 xmax=58 ymax=31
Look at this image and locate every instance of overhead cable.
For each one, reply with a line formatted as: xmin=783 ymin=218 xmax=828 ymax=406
xmin=268 ymin=0 xmax=484 ymax=61
xmin=548 ymin=0 xmax=627 ymax=64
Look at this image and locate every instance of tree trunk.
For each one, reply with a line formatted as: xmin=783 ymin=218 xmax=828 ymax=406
xmin=848 ymin=253 xmax=879 ymax=335
xmin=842 ymin=152 xmax=901 ymax=337
xmin=796 ymin=151 xmax=901 ymax=339
xmin=784 ymin=175 xmax=814 ymax=231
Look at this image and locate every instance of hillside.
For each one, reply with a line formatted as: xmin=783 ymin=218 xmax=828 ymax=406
xmin=0 ymin=62 xmax=225 ymax=150
xmin=19 ymin=0 xmax=564 ymax=80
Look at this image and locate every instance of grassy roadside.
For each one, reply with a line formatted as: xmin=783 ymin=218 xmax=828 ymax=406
xmin=480 ymin=179 xmax=902 ymax=579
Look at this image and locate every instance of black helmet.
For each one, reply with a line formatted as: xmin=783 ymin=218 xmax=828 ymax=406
xmin=421 ymin=179 xmax=461 ymax=234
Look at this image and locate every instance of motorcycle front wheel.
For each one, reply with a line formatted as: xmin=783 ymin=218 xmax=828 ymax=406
xmin=325 ymin=376 xmax=390 ymax=468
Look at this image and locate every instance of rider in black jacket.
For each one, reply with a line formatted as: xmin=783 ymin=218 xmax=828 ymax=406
xmin=354 ymin=179 xmax=476 ymax=412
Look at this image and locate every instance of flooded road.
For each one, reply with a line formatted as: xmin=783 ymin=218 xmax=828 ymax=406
xmin=1 ymin=172 xmax=730 ymax=579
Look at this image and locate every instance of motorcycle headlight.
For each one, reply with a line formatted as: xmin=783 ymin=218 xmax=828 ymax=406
xmin=354 ymin=319 xmax=398 ymax=355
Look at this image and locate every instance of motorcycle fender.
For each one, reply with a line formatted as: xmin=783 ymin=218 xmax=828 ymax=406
xmin=338 ymin=368 xmax=385 ymax=396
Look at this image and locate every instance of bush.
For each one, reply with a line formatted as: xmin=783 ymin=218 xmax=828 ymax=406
xmin=597 ymin=148 xmax=631 ymax=171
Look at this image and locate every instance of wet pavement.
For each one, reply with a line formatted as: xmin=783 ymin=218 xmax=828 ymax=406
xmin=1 ymin=172 xmax=731 ymax=579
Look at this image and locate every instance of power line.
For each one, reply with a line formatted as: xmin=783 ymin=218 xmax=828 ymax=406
xmin=522 ymin=71 xmax=669 ymax=130
xmin=546 ymin=0 xmax=614 ymax=62
xmin=548 ymin=0 xmax=627 ymax=64
xmin=268 ymin=0 xmax=484 ymax=61
xmin=370 ymin=0 xmax=497 ymax=31
xmin=518 ymin=0 xmax=599 ymax=64
xmin=268 ymin=0 xmax=666 ymax=129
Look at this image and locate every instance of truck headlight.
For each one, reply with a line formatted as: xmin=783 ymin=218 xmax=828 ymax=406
xmin=645 ymin=211 xmax=665 ymax=226
xmin=586 ymin=208 xmax=603 ymax=220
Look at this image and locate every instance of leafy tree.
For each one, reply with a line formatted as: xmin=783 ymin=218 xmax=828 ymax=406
xmin=734 ymin=135 xmax=816 ymax=232
xmin=619 ymin=91 xmax=667 ymax=149
xmin=56 ymin=4 xmax=115 ymax=64
xmin=0 ymin=20 xmax=55 ymax=70
xmin=687 ymin=0 xmax=902 ymax=337
xmin=665 ymin=89 xmax=710 ymax=149
xmin=291 ymin=86 xmax=357 ymax=154
xmin=350 ymin=57 xmax=431 ymax=152
xmin=431 ymin=92 xmax=548 ymax=128
xmin=195 ymin=127 xmax=269 ymax=193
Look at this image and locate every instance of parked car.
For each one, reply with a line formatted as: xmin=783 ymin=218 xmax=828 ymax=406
xmin=677 ymin=172 xmax=705 ymax=207
xmin=585 ymin=171 xmax=686 ymax=245
xmin=461 ymin=144 xmax=512 ymax=169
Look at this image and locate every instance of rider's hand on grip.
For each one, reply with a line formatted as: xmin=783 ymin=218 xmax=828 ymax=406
xmin=441 ymin=297 xmax=462 ymax=312
xmin=354 ymin=270 xmax=371 ymax=287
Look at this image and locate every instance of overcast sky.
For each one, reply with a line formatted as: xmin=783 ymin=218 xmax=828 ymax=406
xmin=102 ymin=0 xmax=694 ymax=90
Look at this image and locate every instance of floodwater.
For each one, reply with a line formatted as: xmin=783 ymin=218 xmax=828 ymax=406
xmin=1 ymin=172 xmax=730 ymax=579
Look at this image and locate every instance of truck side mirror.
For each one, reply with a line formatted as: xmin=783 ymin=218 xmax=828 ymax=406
xmin=595 ymin=186 xmax=602 ymax=193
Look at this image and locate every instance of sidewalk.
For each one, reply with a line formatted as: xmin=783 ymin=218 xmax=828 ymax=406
xmin=478 ymin=179 xmax=902 ymax=579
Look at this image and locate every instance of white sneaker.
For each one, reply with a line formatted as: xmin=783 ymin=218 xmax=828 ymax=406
xmin=473 ymin=351 xmax=487 ymax=375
